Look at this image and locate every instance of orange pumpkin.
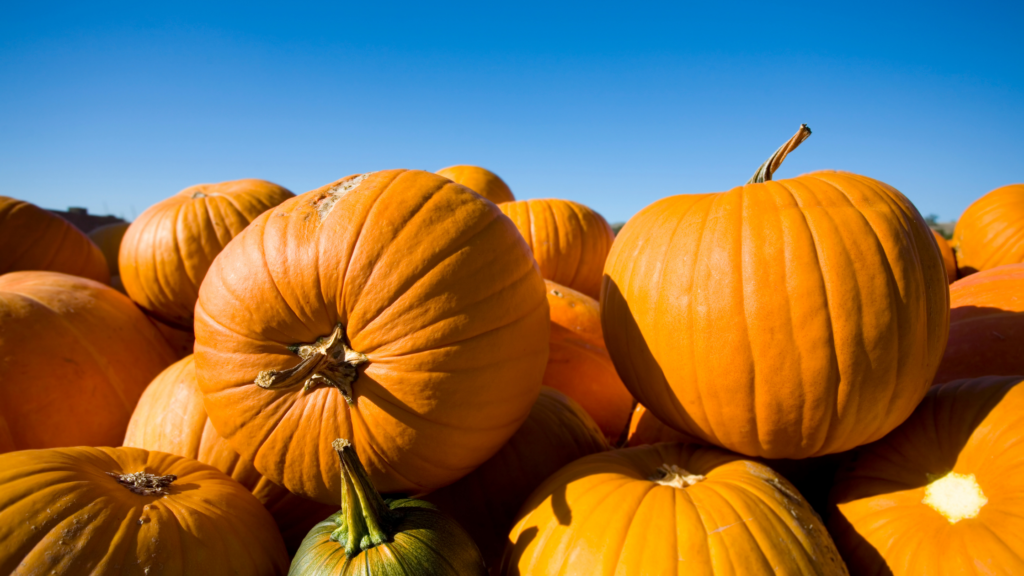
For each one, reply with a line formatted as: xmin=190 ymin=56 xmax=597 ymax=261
xmin=422 ymin=387 xmax=609 ymax=569
xmin=436 ymin=165 xmax=515 ymax=204
xmin=499 ymin=198 xmax=615 ymax=299
xmin=88 ymin=221 xmax=130 ymax=278
xmin=0 ymin=446 xmax=289 ymax=575
xmin=933 ymin=263 xmax=1024 ymax=384
xmin=0 ymin=196 xmax=109 ymax=283
xmin=0 ymin=271 xmax=177 ymax=453
xmin=123 ymin=355 xmax=336 ymax=552
xmin=543 ymin=280 xmax=634 ymax=442
xmin=119 ymin=178 xmax=293 ymax=328
xmin=932 ymin=228 xmax=957 ymax=283
xmin=194 ymin=169 xmax=549 ymax=502
xmin=602 ymin=126 xmax=949 ymax=459
xmin=149 ymin=318 xmax=195 ymax=359
xmin=830 ymin=375 xmax=1024 ymax=574
xmin=502 ymin=443 xmax=848 ymax=575
xmin=626 ymin=403 xmax=695 ymax=447
xmin=952 ymin=184 xmax=1024 ymax=275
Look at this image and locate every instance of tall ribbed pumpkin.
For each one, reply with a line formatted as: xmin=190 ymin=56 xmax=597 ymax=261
xmin=119 ymin=178 xmax=294 ymax=328
xmin=422 ymin=387 xmax=609 ymax=569
xmin=0 ymin=271 xmax=177 ymax=453
xmin=829 ymin=375 xmax=1024 ymax=575
xmin=0 ymin=446 xmax=289 ymax=575
xmin=543 ymin=280 xmax=634 ymax=442
xmin=0 ymin=196 xmax=109 ymax=283
xmin=123 ymin=355 xmax=336 ymax=551
xmin=194 ymin=169 xmax=549 ymax=502
xmin=499 ymin=198 xmax=615 ymax=299
xmin=952 ymin=184 xmax=1024 ymax=275
xmin=436 ymin=165 xmax=515 ymax=204
xmin=502 ymin=443 xmax=848 ymax=575
xmin=932 ymin=228 xmax=957 ymax=283
xmin=933 ymin=263 xmax=1024 ymax=384
xmin=602 ymin=126 xmax=949 ymax=459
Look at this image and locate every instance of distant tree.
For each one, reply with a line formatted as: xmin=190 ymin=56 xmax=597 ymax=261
xmin=924 ymin=214 xmax=940 ymax=226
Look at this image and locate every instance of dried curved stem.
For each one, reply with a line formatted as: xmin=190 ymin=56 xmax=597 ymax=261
xmin=747 ymin=124 xmax=812 ymax=184
xmin=650 ymin=464 xmax=705 ymax=488
xmin=255 ymin=324 xmax=368 ymax=404
xmin=107 ymin=471 xmax=177 ymax=496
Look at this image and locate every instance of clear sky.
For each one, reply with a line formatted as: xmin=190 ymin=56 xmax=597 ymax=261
xmin=2 ymin=1 xmax=1021 ymax=224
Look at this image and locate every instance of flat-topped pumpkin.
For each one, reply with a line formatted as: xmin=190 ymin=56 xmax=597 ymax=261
xmin=436 ymin=165 xmax=515 ymax=204
xmin=194 ymin=169 xmax=549 ymax=503
xmin=952 ymin=184 xmax=1024 ymax=275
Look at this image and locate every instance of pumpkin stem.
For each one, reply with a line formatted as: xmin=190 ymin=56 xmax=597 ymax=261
xmin=106 ymin=471 xmax=177 ymax=496
xmin=747 ymin=124 xmax=812 ymax=184
xmin=650 ymin=464 xmax=705 ymax=488
xmin=330 ymin=438 xmax=394 ymax=557
xmin=255 ymin=324 xmax=368 ymax=405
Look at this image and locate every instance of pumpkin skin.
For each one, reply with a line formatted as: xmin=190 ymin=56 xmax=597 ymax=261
xmin=194 ymin=169 xmax=549 ymax=502
xmin=0 ymin=446 xmax=289 ymax=575
xmin=119 ymin=179 xmax=294 ymax=328
xmin=626 ymin=403 xmax=695 ymax=447
xmin=952 ymin=184 xmax=1024 ymax=275
xmin=602 ymin=170 xmax=949 ymax=459
xmin=150 ymin=318 xmax=195 ymax=360
xmin=543 ymin=280 xmax=634 ymax=442
xmin=932 ymin=228 xmax=957 ymax=283
xmin=502 ymin=443 xmax=848 ymax=575
xmin=422 ymin=387 xmax=609 ymax=569
xmin=0 ymin=196 xmax=109 ymax=283
xmin=499 ymin=199 xmax=616 ymax=299
xmin=123 ymin=355 xmax=337 ymax=552
xmin=88 ymin=221 xmax=130 ymax=278
xmin=0 ymin=271 xmax=177 ymax=453
xmin=829 ymin=375 xmax=1024 ymax=575
xmin=436 ymin=165 xmax=515 ymax=204
xmin=933 ymin=263 xmax=1024 ymax=384
xmin=289 ymin=439 xmax=487 ymax=576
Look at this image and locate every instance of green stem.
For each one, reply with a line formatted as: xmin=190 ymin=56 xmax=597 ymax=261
xmin=747 ymin=124 xmax=812 ymax=184
xmin=330 ymin=438 xmax=394 ymax=557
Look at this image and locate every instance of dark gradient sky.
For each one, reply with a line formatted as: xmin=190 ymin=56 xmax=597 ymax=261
xmin=2 ymin=1 xmax=1021 ymax=223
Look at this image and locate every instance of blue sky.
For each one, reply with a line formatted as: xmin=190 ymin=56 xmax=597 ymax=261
xmin=2 ymin=2 xmax=1021 ymax=224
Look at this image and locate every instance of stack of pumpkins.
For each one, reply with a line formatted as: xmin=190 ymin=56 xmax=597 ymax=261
xmin=1 ymin=125 xmax=1023 ymax=575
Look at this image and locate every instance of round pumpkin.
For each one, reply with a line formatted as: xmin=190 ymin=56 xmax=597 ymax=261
xmin=88 ymin=221 xmax=130 ymax=278
xmin=932 ymin=228 xmax=957 ymax=283
xmin=0 ymin=445 xmax=289 ymax=575
xmin=829 ymin=375 xmax=1024 ymax=574
xmin=543 ymin=280 xmax=634 ymax=441
xmin=194 ymin=169 xmax=550 ymax=502
xmin=499 ymin=198 xmax=615 ymax=299
xmin=123 ymin=355 xmax=336 ymax=551
xmin=289 ymin=439 xmax=487 ymax=576
xmin=436 ymin=165 xmax=515 ymax=204
xmin=502 ymin=443 xmax=848 ymax=575
xmin=422 ymin=387 xmax=609 ymax=569
xmin=0 ymin=271 xmax=177 ymax=453
xmin=0 ymin=196 xmax=109 ymax=283
xmin=952 ymin=184 xmax=1024 ymax=275
xmin=602 ymin=126 xmax=949 ymax=459
xmin=933 ymin=263 xmax=1024 ymax=384
xmin=119 ymin=178 xmax=294 ymax=329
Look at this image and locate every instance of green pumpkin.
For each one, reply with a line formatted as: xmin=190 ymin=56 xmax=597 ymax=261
xmin=289 ymin=439 xmax=487 ymax=576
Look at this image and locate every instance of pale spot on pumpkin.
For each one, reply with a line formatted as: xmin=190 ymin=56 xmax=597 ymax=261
xmin=922 ymin=471 xmax=987 ymax=524
xmin=191 ymin=191 xmax=207 ymax=199
xmin=316 ymin=173 xmax=370 ymax=222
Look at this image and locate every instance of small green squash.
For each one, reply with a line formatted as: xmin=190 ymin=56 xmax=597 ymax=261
xmin=289 ymin=439 xmax=487 ymax=576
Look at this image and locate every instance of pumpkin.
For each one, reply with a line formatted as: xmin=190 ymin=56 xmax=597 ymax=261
xmin=952 ymin=184 xmax=1024 ymax=275
xmin=150 ymin=318 xmax=196 ymax=359
xmin=499 ymin=198 xmax=616 ymax=299
xmin=0 ymin=271 xmax=177 ymax=453
xmin=543 ymin=280 xmax=634 ymax=442
xmin=626 ymin=403 xmax=695 ymax=447
xmin=602 ymin=125 xmax=949 ymax=459
xmin=436 ymin=165 xmax=515 ymax=204
xmin=422 ymin=387 xmax=609 ymax=569
xmin=829 ymin=375 xmax=1024 ymax=574
xmin=0 ymin=196 xmax=109 ymax=283
xmin=194 ymin=169 xmax=549 ymax=502
xmin=88 ymin=221 xmax=130 ymax=279
xmin=119 ymin=178 xmax=294 ymax=329
xmin=502 ymin=443 xmax=848 ymax=575
xmin=0 ymin=445 xmax=289 ymax=575
xmin=289 ymin=439 xmax=487 ymax=575
xmin=932 ymin=228 xmax=957 ymax=283
xmin=933 ymin=263 xmax=1024 ymax=384
xmin=124 ymin=355 xmax=336 ymax=552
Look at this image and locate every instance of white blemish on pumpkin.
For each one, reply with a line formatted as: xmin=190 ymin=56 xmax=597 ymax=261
xmin=191 ymin=191 xmax=207 ymax=199
xmin=316 ymin=173 xmax=370 ymax=222
xmin=922 ymin=471 xmax=987 ymax=524
xmin=709 ymin=517 xmax=753 ymax=534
